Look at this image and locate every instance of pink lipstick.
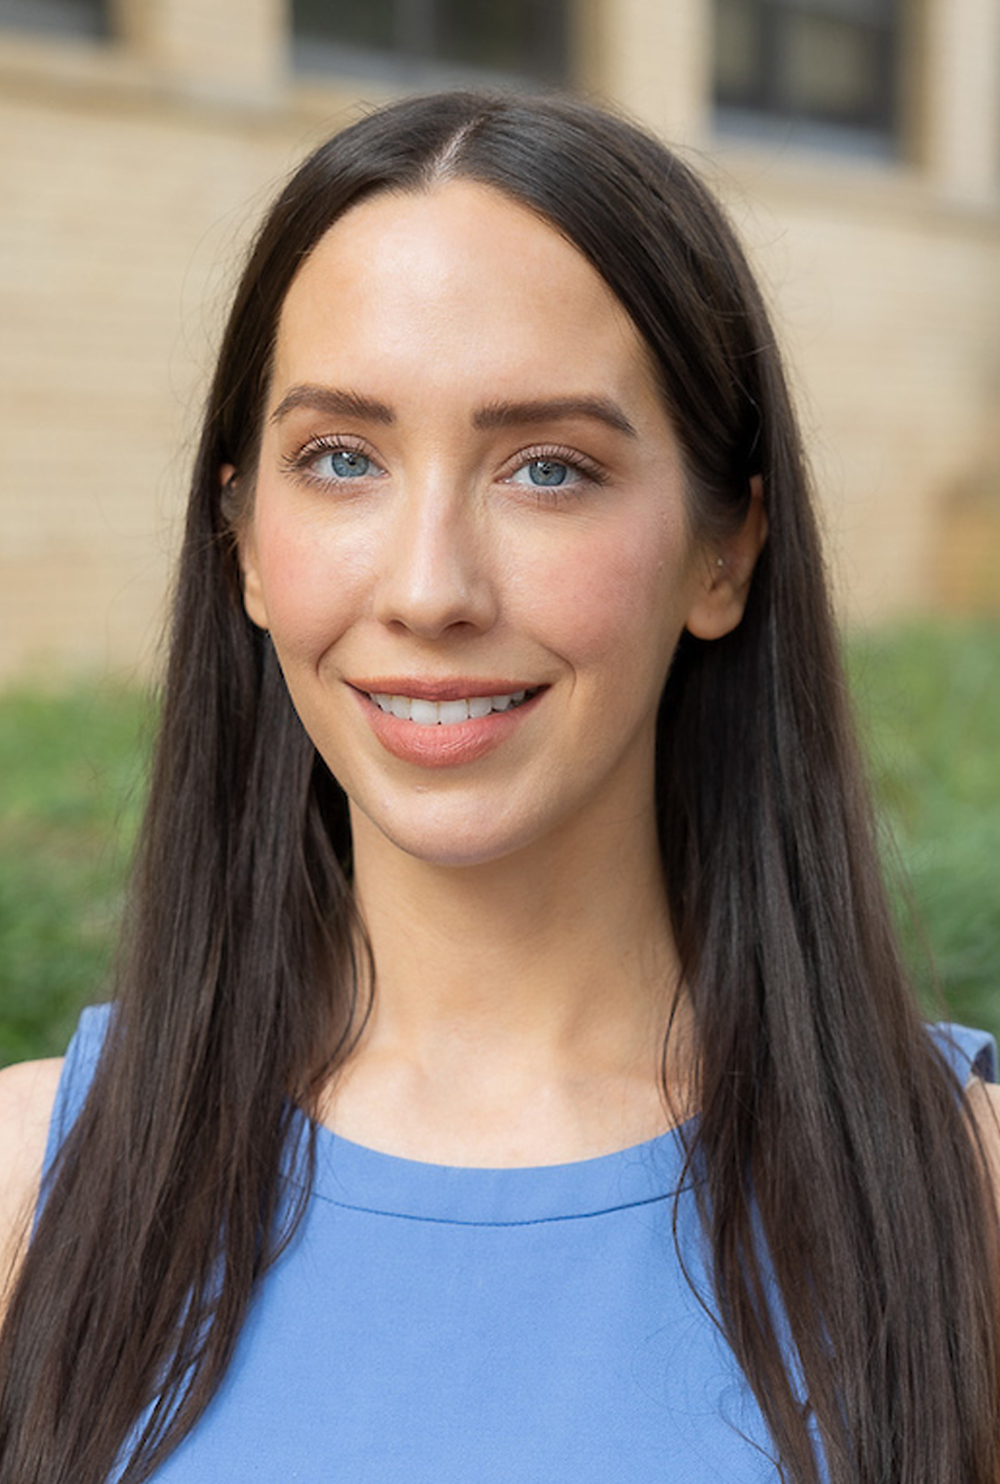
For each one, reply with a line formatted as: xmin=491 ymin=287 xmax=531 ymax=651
xmin=350 ymin=681 xmax=545 ymax=767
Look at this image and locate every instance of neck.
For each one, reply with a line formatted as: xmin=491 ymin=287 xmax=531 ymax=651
xmin=321 ymin=788 xmax=694 ymax=1165
xmin=358 ymin=807 xmax=674 ymax=1043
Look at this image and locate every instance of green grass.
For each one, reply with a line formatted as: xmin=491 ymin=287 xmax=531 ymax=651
xmin=847 ymin=622 xmax=1000 ymax=1039
xmin=0 ymin=684 xmax=153 ymax=1063
xmin=0 ymin=622 xmax=998 ymax=1064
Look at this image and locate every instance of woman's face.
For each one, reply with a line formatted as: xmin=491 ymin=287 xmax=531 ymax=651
xmin=239 ymin=181 xmax=745 ymax=869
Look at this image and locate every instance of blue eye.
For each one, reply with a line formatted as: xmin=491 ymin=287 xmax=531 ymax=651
xmin=530 ymin=459 xmax=568 ymax=486
xmin=321 ymin=449 xmax=373 ymax=479
xmin=512 ymin=458 xmax=578 ymax=488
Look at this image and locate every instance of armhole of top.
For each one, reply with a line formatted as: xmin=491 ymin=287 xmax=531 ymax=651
xmin=927 ymin=1021 xmax=999 ymax=1089
xmin=40 ymin=1003 xmax=115 ymax=1187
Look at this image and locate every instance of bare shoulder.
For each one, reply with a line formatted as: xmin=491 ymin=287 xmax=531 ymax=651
xmin=965 ymin=1078 xmax=1000 ymax=1194
xmin=966 ymin=1078 xmax=1000 ymax=1134
xmin=0 ymin=1058 xmax=63 ymax=1289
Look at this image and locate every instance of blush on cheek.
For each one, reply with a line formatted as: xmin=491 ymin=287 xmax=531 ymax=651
xmin=527 ymin=527 xmax=687 ymax=663
xmin=257 ymin=523 xmax=371 ymax=658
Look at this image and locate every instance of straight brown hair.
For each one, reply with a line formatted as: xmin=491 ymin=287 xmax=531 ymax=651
xmin=2 ymin=92 xmax=997 ymax=1483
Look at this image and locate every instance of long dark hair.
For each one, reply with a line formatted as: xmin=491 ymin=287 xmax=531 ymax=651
xmin=2 ymin=92 xmax=997 ymax=1484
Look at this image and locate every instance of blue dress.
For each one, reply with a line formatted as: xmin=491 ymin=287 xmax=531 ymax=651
xmin=42 ymin=1006 xmax=996 ymax=1483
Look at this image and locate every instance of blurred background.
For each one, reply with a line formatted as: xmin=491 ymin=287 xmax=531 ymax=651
xmin=1 ymin=0 xmax=998 ymax=1060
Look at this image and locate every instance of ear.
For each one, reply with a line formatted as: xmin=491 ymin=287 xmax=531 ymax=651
xmin=221 ymin=463 xmax=269 ymax=631
xmin=684 ymin=476 xmax=768 ymax=641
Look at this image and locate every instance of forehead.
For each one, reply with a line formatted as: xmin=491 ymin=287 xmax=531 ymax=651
xmin=269 ymin=180 xmax=659 ymax=409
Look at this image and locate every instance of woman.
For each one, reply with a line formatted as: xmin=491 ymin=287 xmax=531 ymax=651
xmin=0 ymin=90 xmax=998 ymax=1484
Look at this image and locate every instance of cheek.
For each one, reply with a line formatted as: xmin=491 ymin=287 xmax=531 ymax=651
xmin=253 ymin=511 xmax=372 ymax=660
xmin=516 ymin=512 xmax=693 ymax=671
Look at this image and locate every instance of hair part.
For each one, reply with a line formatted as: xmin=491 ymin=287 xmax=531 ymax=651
xmin=1 ymin=91 xmax=997 ymax=1484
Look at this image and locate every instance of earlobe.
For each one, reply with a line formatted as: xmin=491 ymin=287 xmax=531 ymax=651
xmin=684 ymin=476 xmax=768 ymax=641
xmin=220 ymin=464 xmax=270 ymax=632
xmin=239 ymin=535 xmax=270 ymax=632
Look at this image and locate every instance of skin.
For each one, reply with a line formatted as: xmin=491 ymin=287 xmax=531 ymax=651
xmin=0 ymin=1058 xmax=63 ymax=1312
xmin=241 ymin=183 xmax=758 ymax=872
xmin=236 ymin=180 xmax=765 ymax=1164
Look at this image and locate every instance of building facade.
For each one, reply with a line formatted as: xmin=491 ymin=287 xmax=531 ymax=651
xmin=1 ymin=0 xmax=998 ymax=679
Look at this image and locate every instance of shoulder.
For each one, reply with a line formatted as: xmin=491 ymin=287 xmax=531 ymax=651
xmin=0 ymin=1058 xmax=64 ymax=1300
xmin=965 ymin=1079 xmax=1000 ymax=1195
xmin=0 ymin=1057 xmax=64 ymax=1206
xmin=925 ymin=1022 xmax=1000 ymax=1209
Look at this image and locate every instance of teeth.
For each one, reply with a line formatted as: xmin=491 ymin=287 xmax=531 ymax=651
xmin=369 ymin=689 xmax=534 ymax=724
xmin=437 ymin=700 xmax=468 ymax=725
xmin=409 ymin=698 xmax=439 ymax=726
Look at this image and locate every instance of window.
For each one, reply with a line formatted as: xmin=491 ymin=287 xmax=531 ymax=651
xmin=0 ymin=0 xmax=108 ymax=38
xmin=713 ymin=0 xmax=898 ymax=152
xmin=292 ymin=0 xmax=569 ymax=87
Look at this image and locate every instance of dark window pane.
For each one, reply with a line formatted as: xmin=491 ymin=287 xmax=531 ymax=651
xmin=715 ymin=0 xmax=765 ymax=106
xmin=293 ymin=0 xmax=395 ymax=53
xmin=788 ymin=0 xmax=893 ymax=20
xmin=0 ymin=0 xmax=108 ymax=37
xmin=394 ymin=0 xmax=436 ymax=57
xmin=435 ymin=0 xmax=567 ymax=80
xmin=779 ymin=11 xmax=884 ymax=123
xmin=292 ymin=0 xmax=569 ymax=84
xmin=713 ymin=0 xmax=897 ymax=141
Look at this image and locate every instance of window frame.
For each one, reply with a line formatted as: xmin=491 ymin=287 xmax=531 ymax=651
xmin=290 ymin=0 xmax=571 ymax=91
xmin=0 ymin=0 xmax=109 ymax=40
xmin=712 ymin=0 xmax=901 ymax=157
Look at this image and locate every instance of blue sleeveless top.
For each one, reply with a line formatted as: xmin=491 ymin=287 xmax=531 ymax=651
xmin=43 ymin=1006 xmax=996 ymax=1483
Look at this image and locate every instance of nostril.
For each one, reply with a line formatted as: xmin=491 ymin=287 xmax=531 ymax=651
xmin=371 ymin=496 xmax=500 ymax=638
xmin=374 ymin=565 xmax=498 ymax=638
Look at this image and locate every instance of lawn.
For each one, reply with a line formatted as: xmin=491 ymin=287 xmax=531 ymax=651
xmin=1 ymin=622 xmax=998 ymax=1063
xmin=847 ymin=622 xmax=1000 ymax=1036
xmin=0 ymin=683 xmax=152 ymax=1063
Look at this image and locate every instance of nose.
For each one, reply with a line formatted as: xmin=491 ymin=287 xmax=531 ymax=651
xmin=372 ymin=478 xmax=498 ymax=639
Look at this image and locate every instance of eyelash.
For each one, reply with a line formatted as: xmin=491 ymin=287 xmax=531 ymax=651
xmin=501 ymin=444 xmax=607 ymax=497
xmin=280 ymin=434 xmax=381 ymax=486
xmin=280 ymin=436 xmax=608 ymax=496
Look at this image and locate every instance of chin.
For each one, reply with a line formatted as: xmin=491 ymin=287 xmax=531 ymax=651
xmin=351 ymin=796 xmax=546 ymax=873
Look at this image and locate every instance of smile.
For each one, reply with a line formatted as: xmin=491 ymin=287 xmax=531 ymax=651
xmin=367 ymin=689 xmax=537 ymax=726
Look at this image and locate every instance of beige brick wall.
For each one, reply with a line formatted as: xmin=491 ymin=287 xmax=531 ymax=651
xmin=713 ymin=156 xmax=1000 ymax=621
xmin=0 ymin=26 xmax=360 ymax=680
xmin=0 ymin=0 xmax=998 ymax=681
xmin=588 ymin=0 xmax=1000 ymax=624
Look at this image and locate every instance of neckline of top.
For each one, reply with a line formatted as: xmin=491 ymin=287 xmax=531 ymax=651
xmin=302 ymin=1116 xmax=697 ymax=1225
xmin=298 ymin=1020 xmax=995 ymax=1225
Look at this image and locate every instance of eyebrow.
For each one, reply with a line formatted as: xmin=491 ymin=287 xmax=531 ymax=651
xmin=270 ymin=385 xmax=395 ymax=425
xmin=472 ymin=396 xmax=637 ymax=438
xmin=269 ymin=385 xmax=637 ymax=439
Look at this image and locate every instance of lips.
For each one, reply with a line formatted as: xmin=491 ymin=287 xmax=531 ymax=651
xmin=350 ymin=681 xmax=545 ymax=767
